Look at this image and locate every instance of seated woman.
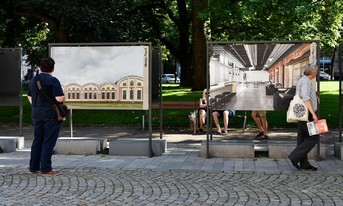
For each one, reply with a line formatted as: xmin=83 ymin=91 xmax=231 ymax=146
xmin=212 ymin=109 xmax=235 ymax=135
xmin=198 ymin=89 xmax=209 ymax=133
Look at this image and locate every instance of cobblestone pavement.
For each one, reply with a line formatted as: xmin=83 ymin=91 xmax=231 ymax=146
xmin=1 ymin=145 xmax=343 ymax=205
xmin=1 ymin=125 xmax=343 ymax=205
xmin=1 ymin=166 xmax=343 ymax=205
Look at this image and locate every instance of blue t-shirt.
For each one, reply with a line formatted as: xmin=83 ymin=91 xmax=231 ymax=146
xmin=27 ymin=74 xmax=64 ymax=120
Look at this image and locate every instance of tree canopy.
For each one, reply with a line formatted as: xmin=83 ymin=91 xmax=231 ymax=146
xmin=1 ymin=0 xmax=342 ymax=90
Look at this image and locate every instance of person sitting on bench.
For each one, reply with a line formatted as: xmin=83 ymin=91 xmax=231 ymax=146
xmin=198 ymin=89 xmax=209 ymax=133
xmin=212 ymin=109 xmax=235 ymax=135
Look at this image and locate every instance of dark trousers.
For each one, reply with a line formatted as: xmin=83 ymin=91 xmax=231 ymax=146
xmin=30 ymin=118 xmax=61 ymax=173
xmin=289 ymin=114 xmax=319 ymax=168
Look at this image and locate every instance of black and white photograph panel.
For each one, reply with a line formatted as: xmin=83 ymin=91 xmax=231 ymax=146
xmin=208 ymin=42 xmax=318 ymax=111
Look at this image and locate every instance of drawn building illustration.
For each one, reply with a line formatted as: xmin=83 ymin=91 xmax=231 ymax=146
xmin=62 ymin=75 xmax=144 ymax=102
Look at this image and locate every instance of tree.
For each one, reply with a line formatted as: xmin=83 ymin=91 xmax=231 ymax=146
xmin=129 ymin=0 xmax=194 ymax=87
xmin=192 ymin=0 xmax=208 ymax=91
xmin=2 ymin=0 xmax=342 ymax=88
xmin=0 ymin=0 xmax=137 ymax=66
xmin=207 ymin=0 xmax=343 ymax=78
xmin=207 ymin=0 xmax=343 ymax=47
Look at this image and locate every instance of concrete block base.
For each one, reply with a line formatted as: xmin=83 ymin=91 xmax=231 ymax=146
xmin=334 ymin=142 xmax=343 ymax=160
xmin=0 ymin=138 xmax=17 ymax=153
xmin=109 ymin=139 xmax=167 ymax=156
xmin=0 ymin=136 xmax=25 ymax=150
xmin=201 ymin=140 xmax=254 ymax=158
xmin=269 ymin=141 xmax=326 ymax=159
xmin=54 ymin=139 xmax=100 ymax=155
xmin=59 ymin=137 xmax=107 ymax=151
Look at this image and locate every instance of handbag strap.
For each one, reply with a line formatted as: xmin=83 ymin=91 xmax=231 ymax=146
xmin=35 ymin=74 xmax=59 ymax=105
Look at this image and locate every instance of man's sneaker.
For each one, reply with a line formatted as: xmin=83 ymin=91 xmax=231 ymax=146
xmin=41 ymin=170 xmax=61 ymax=176
xmin=300 ymin=165 xmax=318 ymax=171
xmin=288 ymin=156 xmax=300 ymax=170
xmin=28 ymin=170 xmax=40 ymax=174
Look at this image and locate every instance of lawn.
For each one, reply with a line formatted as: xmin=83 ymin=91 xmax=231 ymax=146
xmin=0 ymin=81 xmax=341 ymax=129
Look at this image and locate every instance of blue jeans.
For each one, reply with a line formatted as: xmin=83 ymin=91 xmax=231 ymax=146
xmin=30 ymin=118 xmax=61 ymax=173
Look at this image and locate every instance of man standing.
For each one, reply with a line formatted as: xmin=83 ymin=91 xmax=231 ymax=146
xmin=27 ymin=57 xmax=65 ymax=176
xmin=288 ymin=64 xmax=319 ymax=171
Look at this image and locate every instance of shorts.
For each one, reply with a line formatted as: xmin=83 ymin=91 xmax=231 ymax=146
xmin=252 ymin=110 xmax=266 ymax=117
xmin=213 ymin=110 xmax=235 ymax=118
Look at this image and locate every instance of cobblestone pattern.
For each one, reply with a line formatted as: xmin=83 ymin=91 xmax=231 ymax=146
xmin=1 ymin=167 xmax=342 ymax=206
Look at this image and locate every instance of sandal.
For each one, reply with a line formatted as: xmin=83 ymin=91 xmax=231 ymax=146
xmin=254 ymin=132 xmax=265 ymax=140
xmin=254 ymin=136 xmax=264 ymax=140
xmin=255 ymin=132 xmax=263 ymax=138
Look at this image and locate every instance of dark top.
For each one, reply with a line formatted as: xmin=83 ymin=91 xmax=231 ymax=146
xmin=28 ymin=74 xmax=64 ymax=120
xmin=199 ymin=99 xmax=207 ymax=111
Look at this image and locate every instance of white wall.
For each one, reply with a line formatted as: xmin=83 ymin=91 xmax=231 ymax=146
xmin=246 ymin=71 xmax=269 ymax=82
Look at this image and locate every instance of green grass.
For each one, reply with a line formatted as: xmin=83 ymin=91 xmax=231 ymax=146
xmin=0 ymin=82 xmax=340 ymax=128
xmin=318 ymin=81 xmax=340 ymax=127
xmin=161 ymin=84 xmax=202 ymax=101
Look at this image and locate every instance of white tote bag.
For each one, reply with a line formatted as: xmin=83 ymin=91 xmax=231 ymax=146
xmin=287 ymin=94 xmax=308 ymax=123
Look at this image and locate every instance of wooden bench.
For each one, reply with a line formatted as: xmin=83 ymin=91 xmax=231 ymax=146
xmin=161 ymin=101 xmax=199 ymax=110
xmin=143 ymin=101 xmax=199 ymax=130
xmin=145 ymin=99 xmax=246 ymax=132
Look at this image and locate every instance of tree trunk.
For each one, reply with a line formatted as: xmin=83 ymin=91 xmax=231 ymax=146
xmin=178 ymin=0 xmax=193 ymax=87
xmin=191 ymin=0 xmax=208 ymax=91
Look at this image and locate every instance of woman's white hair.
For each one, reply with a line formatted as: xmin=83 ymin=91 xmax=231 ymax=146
xmin=304 ymin=64 xmax=318 ymax=76
xmin=203 ymin=89 xmax=208 ymax=97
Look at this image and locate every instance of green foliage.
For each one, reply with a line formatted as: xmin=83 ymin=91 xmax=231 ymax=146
xmin=1 ymin=0 xmax=343 ymax=90
xmin=207 ymin=0 xmax=343 ymax=48
xmin=162 ymin=84 xmax=202 ymax=101
xmin=0 ymin=82 xmax=340 ymax=129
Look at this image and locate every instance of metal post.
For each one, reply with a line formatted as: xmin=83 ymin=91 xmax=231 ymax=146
xmin=316 ymin=44 xmax=321 ymax=160
xmin=69 ymin=109 xmax=73 ymax=138
xmin=19 ymin=86 xmax=23 ymax=136
xmin=142 ymin=115 xmax=145 ymax=131
xmin=148 ymin=44 xmax=153 ymax=158
xmin=339 ymin=45 xmax=342 ymax=142
xmin=206 ymin=42 xmax=210 ymax=158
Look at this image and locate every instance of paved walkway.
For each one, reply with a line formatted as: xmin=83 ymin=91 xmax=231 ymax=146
xmin=0 ymin=125 xmax=343 ymax=205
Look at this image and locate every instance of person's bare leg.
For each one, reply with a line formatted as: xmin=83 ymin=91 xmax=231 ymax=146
xmin=199 ymin=110 xmax=206 ymax=131
xmin=223 ymin=111 xmax=229 ymax=134
xmin=260 ymin=116 xmax=268 ymax=136
xmin=212 ymin=111 xmax=222 ymax=133
xmin=252 ymin=111 xmax=264 ymax=137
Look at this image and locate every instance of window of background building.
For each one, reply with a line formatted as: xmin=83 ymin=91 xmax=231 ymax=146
xmin=137 ymin=90 xmax=142 ymax=99
xmin=130 ymin=90 xmax=134 ymax=100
